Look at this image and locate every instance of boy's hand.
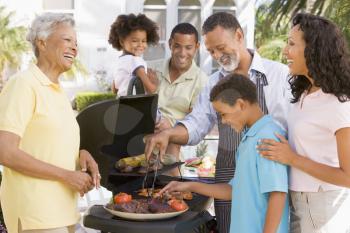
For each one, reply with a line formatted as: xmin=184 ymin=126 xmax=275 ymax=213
xmin=158 ymin=181 xmax=191 ymax=196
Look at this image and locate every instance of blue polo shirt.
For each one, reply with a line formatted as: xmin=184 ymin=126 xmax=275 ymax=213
xmin=229 ymin=115 xmax=289 ymax=233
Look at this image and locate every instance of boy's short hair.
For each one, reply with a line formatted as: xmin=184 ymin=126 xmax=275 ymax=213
xmin=210 ymin=73 xmax=257 ymax=106
xmin=170 ymin=23 xmax=199 ymax=43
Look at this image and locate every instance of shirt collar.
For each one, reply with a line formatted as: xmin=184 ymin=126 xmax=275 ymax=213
xmin=120 ymin=51 xmax=134 ymax=57
xmin=162 ymin=58 xmax=197 ymax=84
xmin=242 ymin=115 xmax=273 ymax=141
xmin=218 ymin=68 xmax=231 ymax=79
xmin=248 ymin=49 xmax=267 ymax=76
xmin=30 ymin=64 xmax=61 ymax=90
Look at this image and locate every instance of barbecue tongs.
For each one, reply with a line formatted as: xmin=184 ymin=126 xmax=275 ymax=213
xmin=141 ymin=147 xmax=161 ymax=199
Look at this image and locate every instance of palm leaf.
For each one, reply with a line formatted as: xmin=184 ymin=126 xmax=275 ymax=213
xmin=257 ymin=0 xmax=350 ymax=47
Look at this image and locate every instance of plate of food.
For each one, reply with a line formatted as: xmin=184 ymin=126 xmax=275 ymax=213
xmin=104 ymin=192 xmax=189 ymax=221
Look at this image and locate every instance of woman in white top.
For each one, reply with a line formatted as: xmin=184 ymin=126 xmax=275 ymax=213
xmin=108 ymin=13 xmax=159 ymax=96
xmin=258 ymin=13 xmax=350 ymax=233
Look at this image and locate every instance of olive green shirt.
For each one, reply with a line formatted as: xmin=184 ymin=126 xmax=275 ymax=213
xmin=157 ymin=59 xmax=208 ymax=126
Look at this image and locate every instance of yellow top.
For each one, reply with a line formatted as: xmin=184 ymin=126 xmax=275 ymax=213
xmin=157 ymin=59 xmax=208 ymax=126
xmin=0 ymin=64 xmax=80 ymax=233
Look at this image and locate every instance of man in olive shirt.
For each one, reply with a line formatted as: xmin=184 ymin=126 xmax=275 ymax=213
xmin=155 ymin=23 xmax=208 ymax=129
xmin=150 ymin=23 xmax=208 ymax=161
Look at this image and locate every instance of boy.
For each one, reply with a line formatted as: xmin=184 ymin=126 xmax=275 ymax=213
xmin=159 ymin=73 xmax=289 ymax=233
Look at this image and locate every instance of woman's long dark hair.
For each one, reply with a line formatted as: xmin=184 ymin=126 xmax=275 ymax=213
xmin=289 ymin=13 xmax=350 ymax=103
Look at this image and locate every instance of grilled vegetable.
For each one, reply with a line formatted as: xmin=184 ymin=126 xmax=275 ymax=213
xmin=168 ymin=199 xmax=188 ymax=211
xmin=185 ymin=156 xmax=203 ymax=167
xmin=114 ymin=192 xmax=132 ymax=204
xmin=115 ymin=154 xmax=146 ymax=170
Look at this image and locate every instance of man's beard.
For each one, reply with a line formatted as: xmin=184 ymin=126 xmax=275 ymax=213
xmin=217 ymin=53 xmax=240 ymax=72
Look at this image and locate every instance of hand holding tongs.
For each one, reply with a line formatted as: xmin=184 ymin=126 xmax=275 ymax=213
xmin=142 ymin=147 xmax=161 ymax=199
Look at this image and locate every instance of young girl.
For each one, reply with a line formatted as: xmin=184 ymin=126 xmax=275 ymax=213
xmin=258 ymin=13 xmax=350 ymax=233
xmin=108 ymin=13 xmax=159 ymax=96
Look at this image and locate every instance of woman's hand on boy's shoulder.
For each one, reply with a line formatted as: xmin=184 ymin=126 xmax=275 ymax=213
xmin=257 ymin=133 xmax=298 ymax=166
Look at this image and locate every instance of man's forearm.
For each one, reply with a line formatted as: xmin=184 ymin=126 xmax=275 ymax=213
xmin=166 ymin=124 xmax=189 ymax=145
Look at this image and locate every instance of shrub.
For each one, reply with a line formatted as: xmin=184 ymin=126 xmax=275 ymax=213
xmin=75 ymin=92 xmax=116 ymax=112
xmin=257 ymin=35 xmax=287 ymax=63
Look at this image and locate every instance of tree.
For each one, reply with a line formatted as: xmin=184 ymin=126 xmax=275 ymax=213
xmin=260 ymin=0 xmax=349 ymax=44
xmin=0 ymin=5 xmax=30 ymax=90
xmin=325 ymin=0 xmax=350 ymax=44
xmin=255 ymin=3 xmax=288 ymax=62
xmin=0 ymin=6 xmax=89 ymax=90
xmin=255 ymin=0 xmax=350 ymax=63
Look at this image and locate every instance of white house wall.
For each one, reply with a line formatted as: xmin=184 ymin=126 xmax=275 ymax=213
xmin=74 ymin=0 xmax=124 ymax=75
xmin=74 ymin=0 xmax=255 ymax=76
xmin=2 ymin=0 xmax=255 ymax=78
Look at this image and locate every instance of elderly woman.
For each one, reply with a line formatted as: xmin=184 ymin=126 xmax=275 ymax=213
xmin=0 ymin=13 xmax=100 ymax=233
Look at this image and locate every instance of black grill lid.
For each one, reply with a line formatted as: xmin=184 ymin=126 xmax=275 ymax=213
xmin=76 ymin=94 xmax=158 ymax=187
xmin=77 ymin=96 xmax=215 ymax=232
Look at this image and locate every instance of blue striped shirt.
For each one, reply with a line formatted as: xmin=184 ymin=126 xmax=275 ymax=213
xmin=179 ymin=50 xmax=291 ymax=145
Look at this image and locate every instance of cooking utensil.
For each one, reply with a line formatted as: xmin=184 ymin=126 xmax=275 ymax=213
xmin=141 ymin=148 xmax=161 ymax=198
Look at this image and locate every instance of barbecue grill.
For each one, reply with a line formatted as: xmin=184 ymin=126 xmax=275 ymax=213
xmin=77 ymin=94 xmax=214 ymax=233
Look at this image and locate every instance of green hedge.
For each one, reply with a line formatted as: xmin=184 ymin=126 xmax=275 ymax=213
xmin=75 ymin=92 xmax=116 ymax=112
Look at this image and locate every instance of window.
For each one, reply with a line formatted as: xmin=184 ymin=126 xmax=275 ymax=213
xmin=178 ymin=0 xmax=201 ymax=64
xmin=42 ymin=0 xmax=75 ymax=15
xmin=211 ymin=0 xmax=236 ymax=73
xmin=43 ymin=0 xmax=74 ymax=10
xmin=143 ymin=0 xmax=166 ymax=61
xmin=178 ymin=0 xmax=201 ymax=32
xmin=142 ymin=0 xmax=245 ymax=74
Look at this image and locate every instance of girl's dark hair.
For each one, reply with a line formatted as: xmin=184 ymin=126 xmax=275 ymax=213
xmin=108 ymin=13 xmax=159 ymax=51
xmin=210 ymin=73 xmax=257 ymax=105
xmin=289 ymin=13 xmax=350 ymax=103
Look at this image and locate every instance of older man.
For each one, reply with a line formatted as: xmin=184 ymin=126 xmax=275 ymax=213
xmin=145 ymin=12 xmax=290 ymax=233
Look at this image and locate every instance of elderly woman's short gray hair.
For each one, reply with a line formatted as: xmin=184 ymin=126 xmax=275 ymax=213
xmin=27 ymin=13 xmax=75 ymax=57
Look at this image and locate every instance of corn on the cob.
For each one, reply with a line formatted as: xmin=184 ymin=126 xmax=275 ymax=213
xmin=115 ymin=154 xmax=146 ymax=169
